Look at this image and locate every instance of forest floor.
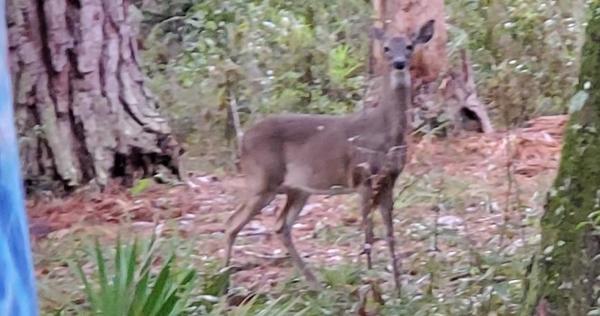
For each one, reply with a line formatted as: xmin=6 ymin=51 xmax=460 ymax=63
xmin=29 ymin=115 xmax=568 ymax=314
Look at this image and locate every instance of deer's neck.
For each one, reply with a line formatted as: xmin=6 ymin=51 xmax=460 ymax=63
xmin=377 ymin=69 xmax=411 ymax=145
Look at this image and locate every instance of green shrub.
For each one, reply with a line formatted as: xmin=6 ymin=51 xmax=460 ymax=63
xmin=447 ymin=0 xmax=585 ymax=126
xmin=72 ymin=236 xmax=197 ymax=316
xmin=140 ymin=0 xmax=371 ymax=163
xmin=140 ymin=0 xmax=587 ymax=161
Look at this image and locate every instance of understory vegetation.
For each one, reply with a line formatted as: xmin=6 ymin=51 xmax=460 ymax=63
xmin=139 ymin=0 xmax=584 ymax=168
xmin=36 ymin=161 xmax=557 ymax=315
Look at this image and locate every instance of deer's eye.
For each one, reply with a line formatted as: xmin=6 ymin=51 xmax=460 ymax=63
xmin=406 ymin=45 xmax=414 ymax=51
xmin=383 ymin=46 xmax=390 ymax=53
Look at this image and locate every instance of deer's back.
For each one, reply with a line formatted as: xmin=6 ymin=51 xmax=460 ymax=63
xmin=240 ymin=114 xmax=357 ymax=192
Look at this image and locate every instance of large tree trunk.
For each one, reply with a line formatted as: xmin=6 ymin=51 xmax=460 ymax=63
xmin=365 ymin=0 xmax=493 ymax=135
xmin=7 ymin=0 xmax=181 ymax=191
xmin=520 ymin=6 xmax=600 ymax=315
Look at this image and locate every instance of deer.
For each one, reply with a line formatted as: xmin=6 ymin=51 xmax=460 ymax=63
xmin=223 ymin=20 xmax=436 ymax=292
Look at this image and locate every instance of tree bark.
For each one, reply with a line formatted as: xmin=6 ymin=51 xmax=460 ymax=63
xmin=520 ymin=6 xmax=600 ymax=315
xmin=7 ymin=0 xmax=181 ymax=191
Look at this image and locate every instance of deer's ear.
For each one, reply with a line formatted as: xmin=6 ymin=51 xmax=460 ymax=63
xmin=370 ymin=27 xmax=386 ymax=41
xmin=414 ymin=19 xmax=435 ymax=44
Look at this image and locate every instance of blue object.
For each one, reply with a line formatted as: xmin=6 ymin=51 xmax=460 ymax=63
xmin=0 ymin=0 xmax=39 ymax=314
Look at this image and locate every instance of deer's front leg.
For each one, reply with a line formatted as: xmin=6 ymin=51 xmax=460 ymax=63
xmin=378 ymin=185 xmax=401 ymax=294
xmin=359 ymin=186 xmax=375 ymax=269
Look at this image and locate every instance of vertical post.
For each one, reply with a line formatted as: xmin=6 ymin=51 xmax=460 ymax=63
xmin=0 ymin=0 xmax=39 ymax=315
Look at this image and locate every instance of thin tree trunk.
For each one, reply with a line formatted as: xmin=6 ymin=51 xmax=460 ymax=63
xmin=520 ymin=6 xmax=600 ymax=315
xmin=7 ymin=0 xmax=181 ymax=191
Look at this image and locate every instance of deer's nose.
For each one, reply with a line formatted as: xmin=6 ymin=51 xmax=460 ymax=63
xmin=393 ymin=61 xmax=406 ymax=70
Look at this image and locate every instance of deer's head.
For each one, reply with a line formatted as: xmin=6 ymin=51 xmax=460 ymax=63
xmin=372 ymin=19 xmax=435 ymax=86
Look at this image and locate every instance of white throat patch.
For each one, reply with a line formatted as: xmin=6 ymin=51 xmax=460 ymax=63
xmin=390 ymin=70 xmax=410 ymax=89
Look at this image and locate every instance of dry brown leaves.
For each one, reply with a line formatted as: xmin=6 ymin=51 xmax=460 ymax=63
xmin=409 ymin=115 xmax=567 ymax=179
xmin=28 ymin=175 xmax=233 ymax=239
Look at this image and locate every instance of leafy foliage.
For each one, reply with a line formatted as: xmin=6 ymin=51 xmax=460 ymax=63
xmin=140 ymin=0 xmax=587 ymax=163
xmin=42 ymin=233 xmax=310 ymax=316
xmin=140 ymin=0 xmax=370 ymax=164
xmin=447 ymin=0 xmax=586 ymax=125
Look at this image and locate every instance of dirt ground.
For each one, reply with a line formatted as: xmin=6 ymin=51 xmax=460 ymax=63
xmin=28 ymin=115 xmax=567 ymax=292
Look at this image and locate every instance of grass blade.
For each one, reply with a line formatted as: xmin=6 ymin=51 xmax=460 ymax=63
xmin=141 ymin=256 xmax=175 ymax=315
xmin=92 ymin=239 xmax=113 ymax=315
xmin=71 ymin=260 xmax=97 ymax=312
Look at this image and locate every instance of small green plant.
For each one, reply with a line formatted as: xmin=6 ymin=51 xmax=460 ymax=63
xmin=321 ymin=264 xmax=361 ymax=288
xmin=73 ymin=236 xmax=197 ymax=316
xmin=328 ymin=44 xmax=361 ymax=87
xmin=215 ymin=295 xmax=310 ymax=316
xmin=130 ymin=178 xmax=153 ymax=196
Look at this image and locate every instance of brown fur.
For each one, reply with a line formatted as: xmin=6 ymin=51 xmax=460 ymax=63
xmin=223 ymin=20 xmax=436 ymax=292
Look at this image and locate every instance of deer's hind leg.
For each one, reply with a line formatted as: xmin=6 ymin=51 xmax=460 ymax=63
xmin=225 ymin=148 xmax=286 ymax=267
xmin=274 ymin=189 xmax=320 ymax=289
xmin=224 ymin=190 xmax=276 ymax=267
